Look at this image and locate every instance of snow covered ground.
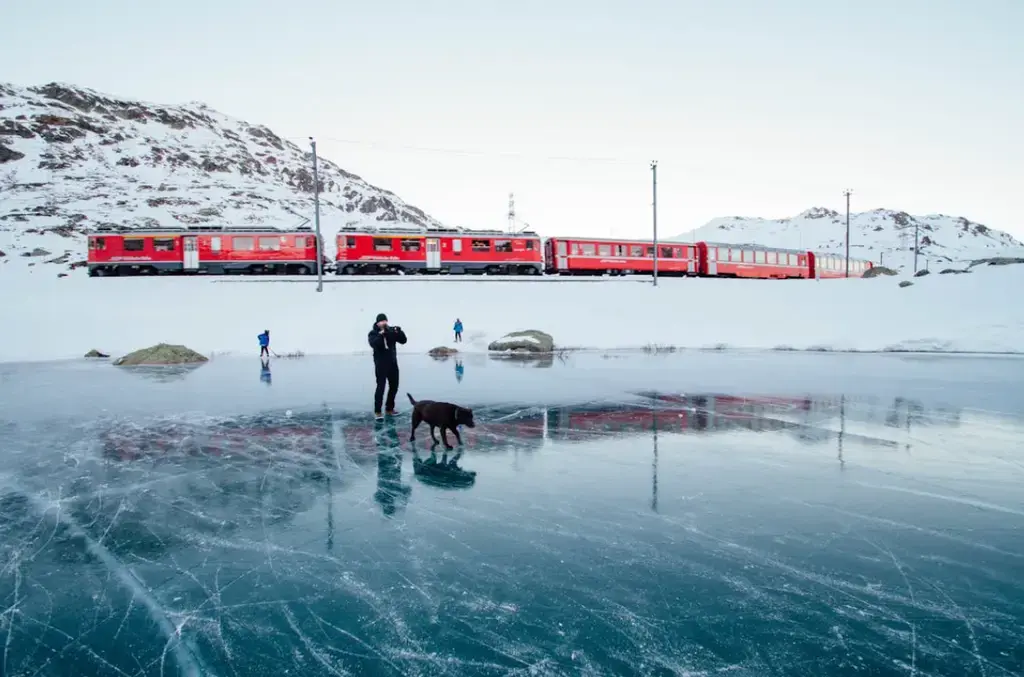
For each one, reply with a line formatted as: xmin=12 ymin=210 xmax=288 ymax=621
xmin=3 ymin=263 xmax=1023 ymax=363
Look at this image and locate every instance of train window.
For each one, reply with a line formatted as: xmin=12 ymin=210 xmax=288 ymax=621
xmin=123 ymin=238 xmax=144 ymax=251
xmin=453 ymin=239 xmax=463 ymax=253
xmin=755 ymin=251 xmax=765 ymax=263
xmin=730 ymin=249 xmax=741 ymax=262
xmin=631 ymin=245 xmax=643 ymax=256
xmin=153 ymin=238 xmax=175 ymax=252
xmin=295 ymin=236 xmax=308 ymax=249
xmin=347 ymin=237 xmax=356 ymax=248
xmin=526 ymin=240 xmax=535 ymax=250
xmin=645 ymin=246 xmax=654 ymax=257
xmin=233 ymin=236 xmax=254 ymax=251
xmin=400 ymin=238 xmax=422 ymax=252
xmin=556 ymin=241 xmax=567 ymax=256
xmin=598 ymin=244 xmax=611 ymax=256
xmin=89 ymin=237 xmax=107 ymax=250
xmin=742 ymin=250 xmax=753 ymax=263
xmin=494 ymin=240 xmax=512 ymax=253
xmin=211 ymin=236 xmax=222 ymax=252
xmin=471 ymin=239 xmax=490 ymax=252
xmin=660 ymin=246 xmax=673 ymax=258
xmin=258 ymin=237 xmax=281 ymax=251
xmin=581 ymin=243 xmax=596 ymax=255
xmin=373 ymin=238 xmax=393 ymax=251
xmin=788 ymin=254 xmax=797 ymax=266
xmin=766 ymin=252 xmax=776 ymax=264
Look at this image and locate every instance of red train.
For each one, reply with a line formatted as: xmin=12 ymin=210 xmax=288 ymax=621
xmin=334 ymin=226 xmax=544 ymax=275
xmin=87 ymin=225 xmax=325 ymax=277
xmin=86 ymin=224 xmax=875 ymax=280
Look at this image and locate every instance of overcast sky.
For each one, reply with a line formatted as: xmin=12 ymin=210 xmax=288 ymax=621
xmin=2 ymin=0 xmax=1021 ymax=239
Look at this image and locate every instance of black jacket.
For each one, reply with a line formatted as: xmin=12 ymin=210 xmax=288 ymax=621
xmin=368 ymin=324 xmax=407 ymax=367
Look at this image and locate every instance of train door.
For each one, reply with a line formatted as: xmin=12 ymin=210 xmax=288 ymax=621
xmin=707 ymin=245 xmax=718 ymax=275
xmin=183 ymin=236 xmax=199 ymax=270
xmin=426 ymin=238 xmax=441 ymax=270
xmin=687 ymin=246 xmax=696 ymax=275
xmin=556 ymin=240 xmax=568 ymax=270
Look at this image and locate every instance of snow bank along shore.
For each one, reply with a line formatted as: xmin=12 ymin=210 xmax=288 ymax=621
xmin=3 ymin=264 xmax=1023 ymax=363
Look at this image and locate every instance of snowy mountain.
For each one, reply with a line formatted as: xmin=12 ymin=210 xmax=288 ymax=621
xmin=0 ymin=82 xmax=450 ymax=277
xmin=671 ymin=207 xmax=1024 ymax=270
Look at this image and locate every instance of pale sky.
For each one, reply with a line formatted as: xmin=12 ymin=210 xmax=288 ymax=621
xmin=2 ymin=0 xmax=1022 ymax=239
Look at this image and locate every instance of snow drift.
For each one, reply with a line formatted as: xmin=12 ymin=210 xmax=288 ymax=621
xmin=3 ymin=263 xmax=1022 ymax=364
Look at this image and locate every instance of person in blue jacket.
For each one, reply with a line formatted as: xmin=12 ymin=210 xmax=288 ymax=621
xmin=368 ymin=313 xmax=407 ymax=418
xmin=453 ymin=318 xmax=463 ymax=343
xmin=258 ymin=330 xmax=270 ymax=358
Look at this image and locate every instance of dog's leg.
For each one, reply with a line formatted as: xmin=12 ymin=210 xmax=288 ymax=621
xmin=453 ymin=427 xmax=463 ymax=446
xmin=410 ymin=410 xmax=421 ymax=441
xmin=429 ymin=424 xmax=439 ymax=444
xmin=441 ymin=426 xmax=453 ymax=450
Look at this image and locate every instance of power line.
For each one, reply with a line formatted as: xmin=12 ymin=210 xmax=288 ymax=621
xmin=285 ymin=135 xmax=639 ymax=165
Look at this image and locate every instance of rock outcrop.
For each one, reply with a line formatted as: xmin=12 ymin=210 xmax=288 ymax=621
xmin=84 ymin=349 xmax=109 ymax=358
xmin=114 ymin=343 xmax=208 ymax=366
xmin=428 ymin=346 xmax=458 ymax=358
xmin=487 ymin=330 xmax=554 ymax=353
xmin=862 ymin=266 xmax=897 ymax=278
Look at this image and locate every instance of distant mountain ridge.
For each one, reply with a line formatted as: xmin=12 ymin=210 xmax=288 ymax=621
xmin=671 ymin=207 xmax=1024 ymax=269
xmin=0 ymin=81 xmax=452 ymax=276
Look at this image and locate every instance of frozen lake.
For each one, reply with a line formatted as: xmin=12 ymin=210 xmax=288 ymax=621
xmin=1 ymin=352 xmax=1023 ymax=676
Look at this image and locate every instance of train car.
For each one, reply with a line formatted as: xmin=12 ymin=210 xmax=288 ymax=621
xmin=544 ymin=236 xmax=699 ymax=276
xmin=697 ymin=242 xmax=811 ymax=279
xmin=189 ymin=225 xmax=322 ymax=276
xmin=810 ymin=252 xmax=874 ymax=279
xmin=335 ymin=227 xmax=543 ymax=275
xmin=87 ymin=228 xmax=185 ymax=276
xmin=88 ymin=225 xmax=322 ymax=276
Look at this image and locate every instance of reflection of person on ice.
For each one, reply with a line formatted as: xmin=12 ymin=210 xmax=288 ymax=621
xmin=453 ymin=318 xmax=463 ymax=343
xmin=258 ymin=330 xmax=270 ymax=358
xmin=368 ymin=313 xmax=407 ymax=419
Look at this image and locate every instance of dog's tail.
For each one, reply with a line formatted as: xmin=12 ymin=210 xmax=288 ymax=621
xmin=407 ymin=393 xmax=416 ymax=405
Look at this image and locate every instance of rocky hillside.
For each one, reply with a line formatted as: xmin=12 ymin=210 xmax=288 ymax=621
xmin=671 ymin=207 xmax=1024 ymax=270
xmin=0 ymin=82 xmax=450 ymax=277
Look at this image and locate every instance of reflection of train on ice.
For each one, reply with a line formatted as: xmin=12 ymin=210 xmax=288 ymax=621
xmin=100 ymin=411 xmax=333 ymax=462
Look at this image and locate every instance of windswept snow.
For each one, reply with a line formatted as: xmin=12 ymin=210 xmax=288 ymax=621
xmin=671 ymin=207 xmax=1024 ymax=270
xmin=2 ymin=263 xmax=1022 ymax=363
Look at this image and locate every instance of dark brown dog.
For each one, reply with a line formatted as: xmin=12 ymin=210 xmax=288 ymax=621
xmin=407 ymin=393 xmax=476 ymax=449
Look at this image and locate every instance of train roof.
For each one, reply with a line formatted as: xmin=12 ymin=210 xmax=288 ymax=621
xmin=89 ymin=225 xmax=315 ymax=235
xmin=337 ymin=225 xmax=540 ymax=237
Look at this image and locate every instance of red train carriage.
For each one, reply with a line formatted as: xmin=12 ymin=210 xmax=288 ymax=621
xmin=335 ymin=227 xmax=543 ymax=275
xmin=697 ymin=242 xmax=811 ymax=279
xmin=87 ymin=225 xmax=323 ymax=277
xmin=544 ymin=237 xmax=699 ymax=276
xmin=810 ymin=252 xmax=873 ymax=279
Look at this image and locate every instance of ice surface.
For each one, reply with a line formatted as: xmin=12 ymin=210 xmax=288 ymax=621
xmin=1 ymin=352 xmax=1023 ymax=676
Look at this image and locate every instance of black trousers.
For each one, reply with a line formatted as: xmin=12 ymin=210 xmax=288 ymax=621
xmin=454 ymin=331 xmax=462 ymax=342
xmin=260 ymin=346 xmax=269 ymax=357
xmin=374 ymin=363 xmax=399 ymax=412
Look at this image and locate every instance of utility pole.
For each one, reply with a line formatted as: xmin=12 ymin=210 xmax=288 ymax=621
xmin=310 ymin=137 xmax=323 ymax=292
xmin=843 ymin=189 xmax=853 ymax=278
xmin=913 ymin=221 xmax=920 ymax=273
xmin=651 ymin=161 xmax=658 ymax=286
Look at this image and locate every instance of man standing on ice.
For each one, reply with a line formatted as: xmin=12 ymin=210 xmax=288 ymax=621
xmin=258 ymin=330 xmax=270 ymax=358
xmin=368 ymin=313 xmax=407 ymax=419
xmin=453 ymin=318 xmax=463 ymax=343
